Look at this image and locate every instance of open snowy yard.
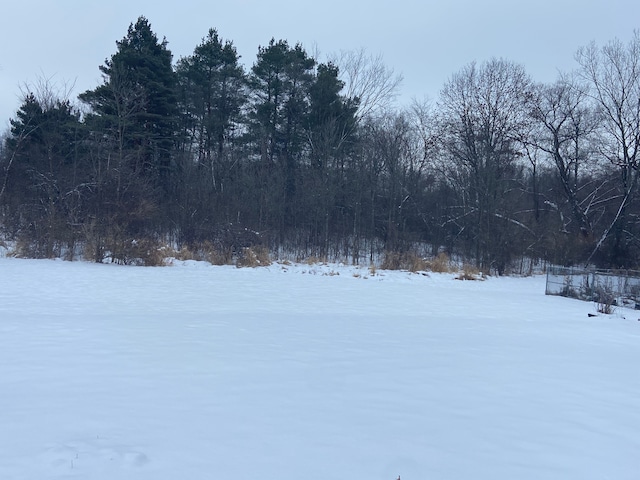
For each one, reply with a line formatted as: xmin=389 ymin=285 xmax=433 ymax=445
xmin=0 ymin=257 xmax=639 ymax=480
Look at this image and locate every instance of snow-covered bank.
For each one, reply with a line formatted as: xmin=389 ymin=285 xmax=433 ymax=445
xmin=1 ymin=258 xmax=639 ymax=479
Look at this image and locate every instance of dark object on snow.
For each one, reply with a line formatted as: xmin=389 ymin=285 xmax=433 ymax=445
xmin=588 ymin=313 xmax=597 ymax=317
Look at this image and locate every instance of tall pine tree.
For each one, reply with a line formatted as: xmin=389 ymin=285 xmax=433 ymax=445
xmin=80 ymin=16 xmax=177 ymax=194
xmin=176 ymin=28 xmax=246 ymax=190
xmin=249 ymin=39 xmax=315 ymax=233
xmin=4 ymin=92 xmax=85 ymax=256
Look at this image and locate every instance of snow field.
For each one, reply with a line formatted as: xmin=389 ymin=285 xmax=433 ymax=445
xmin=0 ymin=258 xmax=639 ymax=479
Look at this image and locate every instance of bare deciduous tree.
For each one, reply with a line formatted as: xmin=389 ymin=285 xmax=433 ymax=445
xmin=576 ymin=31 xmax=640 ymax=264
xmin=330 ymin=48 xmax=403 ymax=121
xmin=528 ymin=76 xmax=602 ymax=236
xmin=437 ymin=58 xmax=534 ymax=271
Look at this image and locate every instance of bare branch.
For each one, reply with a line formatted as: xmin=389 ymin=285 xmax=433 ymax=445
xmin=330 ymin=48 xmax=403 ymax=121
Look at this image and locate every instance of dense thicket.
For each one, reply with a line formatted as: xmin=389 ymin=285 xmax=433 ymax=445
xmin=2 ymin=18 xmax=640 ymax=271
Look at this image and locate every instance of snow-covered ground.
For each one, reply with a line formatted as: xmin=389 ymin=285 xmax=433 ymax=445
xmin=0 ymin=257 xmax=639 ymax=480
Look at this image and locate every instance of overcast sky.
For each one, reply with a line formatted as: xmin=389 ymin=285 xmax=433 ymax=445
xmin=0 ymin=0 xmax=637 ymax=127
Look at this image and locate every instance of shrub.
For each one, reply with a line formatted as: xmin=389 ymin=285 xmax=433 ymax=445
xmin=122 ymin=238 xmax=167 ymax=266
xmin=11 ymin=236 xmax=60 ymax=259
xmin=89 ymin=237 xmax=167 ymax=266
xmin=594 ymin=282 xmax=616 ymax=314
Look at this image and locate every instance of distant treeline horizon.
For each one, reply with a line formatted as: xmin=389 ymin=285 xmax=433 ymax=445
xmin=1 ymin=17 xmax=639 ymax=272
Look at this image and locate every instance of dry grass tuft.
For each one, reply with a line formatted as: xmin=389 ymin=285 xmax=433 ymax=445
xmin=304 ymin=255 xmax=328 ymax=265
xmin=407 ymin=253 xmax=429 ymax=273
xmin=206 ymin=247 xmax=233 ymax=266
xmin=98 ymin=238 xmax=168 ymax=266
xmin=171 ymin=241 xmax=231 ymax=265
xmin=172 ymin=245 xmax=195 ymax=261
xmin=123 ymin=239 xmax=166 ymax=266
xmin=236 ymin=246 xmax=272 ymax=268
xmin=425 ymin=252 xmax=453 ymax=273
xmin=380 ymin=251 xmax=402 ymax=270
xmin=10 ymin=238 xmax=32 ymax=258
xmin=381 ymin=251 xmax=428 ymax=272
xmin=323 ymin=270 xmax=340 ymax=276
xmin=455 ymin=263 xmax=484 ymax=281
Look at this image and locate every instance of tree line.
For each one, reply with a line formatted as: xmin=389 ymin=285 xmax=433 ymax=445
xmin=1 ymin=17 xmax=639 ymax=272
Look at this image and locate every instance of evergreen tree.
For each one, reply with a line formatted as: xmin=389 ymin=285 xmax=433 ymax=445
xmin=172 ymin=29 xmax=247 ymax=244
xmin=80 ymin=16 xmax=177 ymax=193
xmin=4 ymin=92 xmax=85 ymax=256
xmin=175 ymin=28 xmax=246 ymax=189
xmin=307 ymin=62 xmax=358 ymax=170
xmin=303 ymin=62 xmax=359 ymax=252
xmin=76 ymin=17 xmax=179 ymax=260
xmin=249 ymin=39 xmax=315 ymax=232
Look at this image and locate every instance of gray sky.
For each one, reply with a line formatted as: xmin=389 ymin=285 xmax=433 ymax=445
xmin=0 ymin=0 xmax=637 ymax=127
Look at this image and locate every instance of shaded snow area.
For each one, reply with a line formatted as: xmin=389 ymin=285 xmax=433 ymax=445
xmin=1 ymin=258 xmax=639 ymax=480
